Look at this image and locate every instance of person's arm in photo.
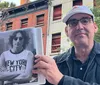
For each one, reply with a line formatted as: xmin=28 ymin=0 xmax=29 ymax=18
xmin=11 ymin=51 xmax=34 ymax=83
xmin=0 ymin=53 xmax=20 ymax=81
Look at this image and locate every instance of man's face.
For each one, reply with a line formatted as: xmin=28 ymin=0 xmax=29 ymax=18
xmin=13 ymin=32 xmax=24 ymax=51
xmin=65 ymin=13 xmax=98 ymax=45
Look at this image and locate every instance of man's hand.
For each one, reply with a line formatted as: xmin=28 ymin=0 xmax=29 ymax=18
xmin=33 ymin=55 xmax=63 ymax=85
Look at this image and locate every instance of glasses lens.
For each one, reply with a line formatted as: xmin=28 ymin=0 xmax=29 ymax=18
xmin=68 ymin=19 xmax=78 ymax=27
xmin=14 ymin=37 xmax=17 ymax=41
xmin=14 ymin=37 xmax=23 ymax=41
xmin=19 ymin=37 xmax=23 ymax=40
xmin=80 ymin=18 xmax=91 ymax=25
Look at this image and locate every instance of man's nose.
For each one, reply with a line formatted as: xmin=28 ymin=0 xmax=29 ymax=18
xmin=76 ymin=21 xmax=84 ymax=29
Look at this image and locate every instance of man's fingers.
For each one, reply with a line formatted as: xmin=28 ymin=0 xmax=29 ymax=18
xmin=34 ymin=60 xmax=49 ymax=69
xmin=33 ymin=55 xmax=63 ymax=85
xmin=35 ymin=55 xmax=52 ymax=63
xmin=32 ymin=68 xmax=47 ymax=76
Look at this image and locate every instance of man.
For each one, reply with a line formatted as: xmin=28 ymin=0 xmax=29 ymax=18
xmin=33 ymin=6 xmax=100 ymax=85
xmin=0 ymin=30 xmax=34 ymax=85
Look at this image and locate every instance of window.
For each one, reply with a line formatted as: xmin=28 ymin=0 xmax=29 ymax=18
xmin=6 ymin=22 xmax=13 ymax=30
xmin=51 ymin=33 xmax=61 ymax=53
xmin=21 ymin=18 xmax=28 ymax=28
xmin=94 ymin=0 xmax=96 ymax=6
xmin=73 ymin=0 xmax=82 ymax=6
xmin=37 ymin=14 xmax=44 ymax=25
xmin=53 ymin=4 xmax=62 ymax=21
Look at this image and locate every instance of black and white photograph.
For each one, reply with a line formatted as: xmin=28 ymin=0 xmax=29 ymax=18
xmin=0 ymin=27 xmax=45 ymax=85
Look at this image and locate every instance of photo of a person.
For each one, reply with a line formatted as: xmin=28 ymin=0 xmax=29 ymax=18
xmin=0 ymin=30 xmax=34 ymax=85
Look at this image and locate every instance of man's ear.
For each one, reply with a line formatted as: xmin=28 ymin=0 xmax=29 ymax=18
xmin=65 ymin=26 xmax=68 ymax=36
xmin=94 ymin=22 xmax=98 ymax=33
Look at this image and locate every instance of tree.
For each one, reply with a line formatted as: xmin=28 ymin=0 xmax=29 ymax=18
xmin=0 ymin=1 xmax=16 ymax=8
xmin=92 ymin=0 xmax=100 ymax=42
xmin=0 ymin=1 xmax=16 ymax=9
xmin=10 ymin=2 xmax=16 ymax=7
xmin=0 ymin=1 xmax=16 ymax=31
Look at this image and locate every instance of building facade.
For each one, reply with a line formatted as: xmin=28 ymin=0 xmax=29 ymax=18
xmin=46 ymin=0 xmax=94 ymax=57
xmin=1 ymin=0 xmax=48 ymax=54
xmin=0 ymin=0 xmax=95 ymax=56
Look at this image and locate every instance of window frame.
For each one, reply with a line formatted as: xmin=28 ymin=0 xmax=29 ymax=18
xmin=51 ymin=33 xmax=61 ymax=53
xmin=53 ymin=4 xmax=62 ymax=21
xmin=36 ymin=14 xmax=44 ymax=26
xmin=6 ymin=22 xmax=13 ymax=30
xmin=73 ymin=0 xmax=82 ymax=6
xmin=21 ymin=18 xmax=28 ymax=28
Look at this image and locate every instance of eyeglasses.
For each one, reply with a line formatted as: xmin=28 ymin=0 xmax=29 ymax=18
xmin=66 ymin=17 xmax=92 ymax=27
xmin=14 ymin=37 xmax=23 ymax=41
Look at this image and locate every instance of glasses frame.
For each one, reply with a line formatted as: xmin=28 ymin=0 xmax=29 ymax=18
xmin=66 ymin=17 xmax=93 ymax=28
xmin=13 ymin=37 xmax=24 ymax=41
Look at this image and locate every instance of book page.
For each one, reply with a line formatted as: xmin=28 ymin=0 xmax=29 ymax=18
xmin=0 ymin=27 xmax=45 ymax=85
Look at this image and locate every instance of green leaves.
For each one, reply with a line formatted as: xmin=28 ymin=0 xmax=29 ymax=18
xmin=0 ymin=1 xmax=16 ymax=9
xmin=92 ymin=0 xmax=100 ymax=42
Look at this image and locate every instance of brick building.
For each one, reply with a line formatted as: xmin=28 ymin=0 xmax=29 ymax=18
xmin=0 ymin=0 xmax=96 ymax=56
xmin=46 ymin=0 xmax=95 ymax=57
xmin=1 ymin=0 xmax=48 ymax=54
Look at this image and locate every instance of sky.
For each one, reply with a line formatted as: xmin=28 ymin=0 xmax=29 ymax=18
xmin=1 ymin=0 xmax=37 ymax=6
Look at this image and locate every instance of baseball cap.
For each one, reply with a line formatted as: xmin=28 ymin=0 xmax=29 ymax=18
xmin=63 ymin=6 xmax=94 ymax=24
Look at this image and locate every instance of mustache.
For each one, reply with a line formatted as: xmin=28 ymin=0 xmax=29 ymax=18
xmin=75 ymin=29 xmax=88 ymax=35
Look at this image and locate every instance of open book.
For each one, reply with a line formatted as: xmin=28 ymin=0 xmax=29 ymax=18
xmin=0 ymin=27 xmax=45 ymax=85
